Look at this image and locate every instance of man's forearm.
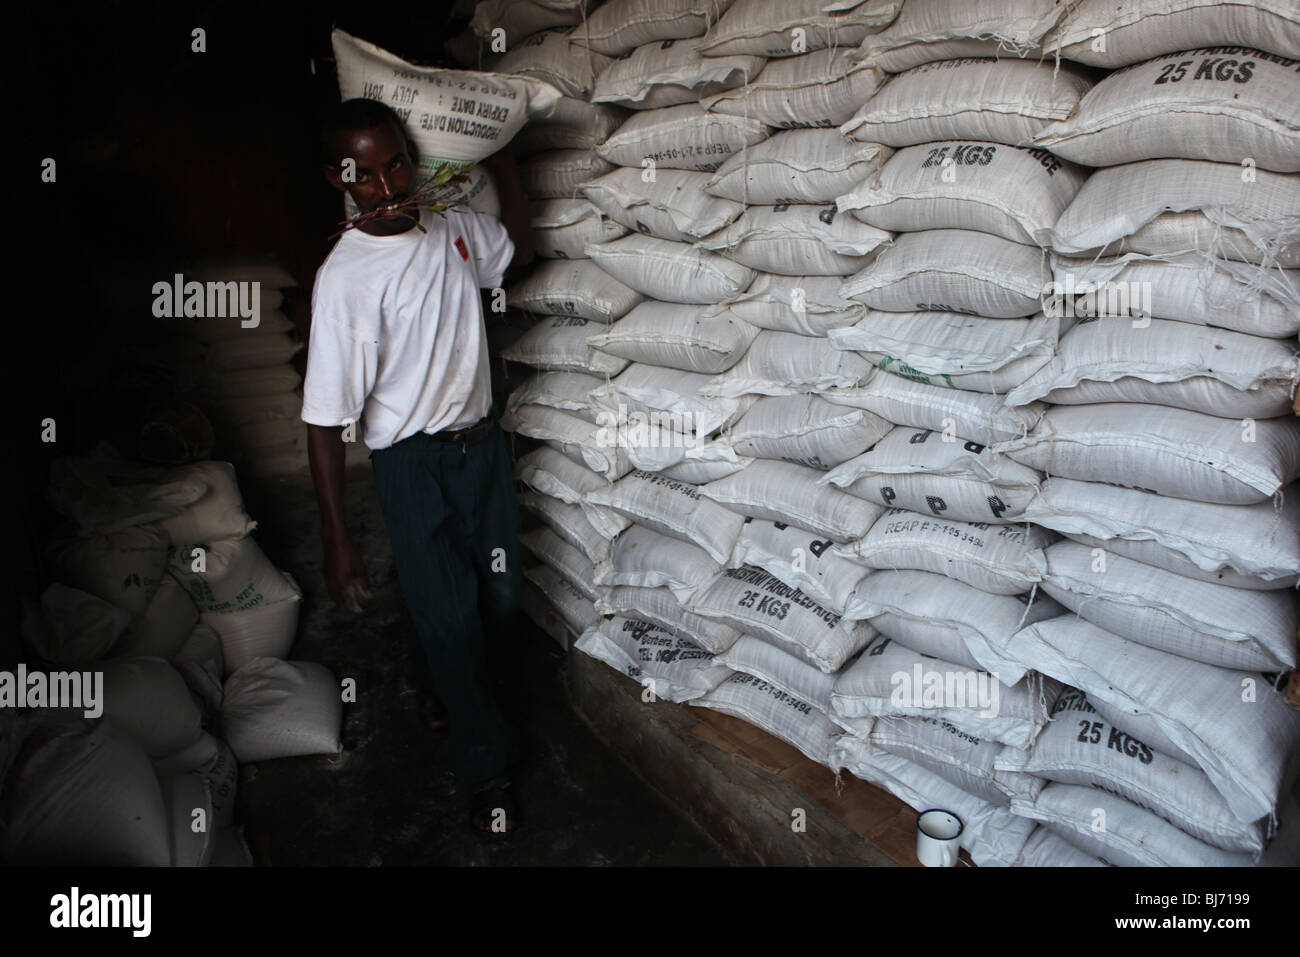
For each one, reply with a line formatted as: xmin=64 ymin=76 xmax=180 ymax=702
xmin=307 ymin=423 xmax=351 ymax=543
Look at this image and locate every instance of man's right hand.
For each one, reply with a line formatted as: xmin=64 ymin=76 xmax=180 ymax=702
xmin=307 ymin=422 xmax=372 ymax=612
xmin=324 ymin=535 xmax=372 ymax=612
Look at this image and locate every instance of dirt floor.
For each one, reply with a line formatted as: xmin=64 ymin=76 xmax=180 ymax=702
xmin=236 ymin=466 xmax=732 ymax=866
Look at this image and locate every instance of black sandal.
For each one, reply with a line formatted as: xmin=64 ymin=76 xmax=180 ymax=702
xmin=471 ymin=785 xmax=519 ymax=839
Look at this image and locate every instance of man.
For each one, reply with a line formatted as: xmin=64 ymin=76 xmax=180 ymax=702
xmin=302 ymin=97 xmax=533 ymax=836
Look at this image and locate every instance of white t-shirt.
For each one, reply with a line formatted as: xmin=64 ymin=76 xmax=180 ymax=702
xmin=301 ymin=206 xmax=514 ymax=450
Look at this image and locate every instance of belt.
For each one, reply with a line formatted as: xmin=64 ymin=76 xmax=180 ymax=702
xmin=424 ymin=413 xmax=495 ymax=445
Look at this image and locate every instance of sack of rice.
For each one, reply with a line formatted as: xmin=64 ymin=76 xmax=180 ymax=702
xmin=502 ymin=404 xmax=633 ymax=480
xmin=829 ymin=310 xmax=1065 ymax=394
xmin=594 ymin=523 xmax=723 ymax=603
xmin=46 ymin=525 xmax=169 ymax=618
xmin=840 ymin=229 xmax=1049 ymax=318
xmin=699 ymin=0 xmax=903 ymax=58
xmin=587 ymin=469 xmax=746 ymax=563
xmin=705 ymin=330 xmax=875 ymax=397
xmin=521 ymin=526 xmax=598 ymax=598
xmin=1048 ymin=159 xmax=1300 ymax=268
xmin=593 ymin=362 xmax=753 ymax=434
xmin=586 ymin=301 xmax=759 ymax=373
xmin=160 ymin=772 xmax=215 ymax=867
xmin=838 ymin=141 xmax=1089 ymax=247
xmin=702 ymin=48 xmax=886 ymax=129
xmin=507 ymin=260 xmax=645 ymax=321
xmin=515 ymin=445 xmax=630 ymax=538
xmin=21 ymin=583 xmax=130 ymax=666
xmin=591 ymin=36 xmax=764 ymax=110
xmin=1022 ymin=477 xmax=1300 ymax=590
xmin=726 ymin=394 xmax=891 ymax=470
xmin=200 ymin=571 xmax=302 ymax=675
xmin=492 ymin=29 xmax=611 ymax=99
xmin=172 ymin=623 xmax=225 ymax=712
xmin=843 ymin=569 xmax=1064 ymax=681
xmin=822 ymin=424 xmax=1043 ymax=524
xmin=507 ymin=371 xmax=604 ymax=421
xmin=156 ymin=461 xmax=257 ymax=545
xmin=705 ymin=130 xmax=893 ymax=206
xmin=1038 ymin=540 xmax=1297 ymax=672
xmin=512 ymin=97 xmax=627 ymax=155
xmin=573 ymin=0 xmax=733 ymax=56
xmin=575 ymin=617 xmax=732 ymax=702
xmin=596 ymin=584 xmax=742 ymax=653
xmin=994 ymin=403 xmax=1300 ymax=505
xmin=1006 ymin=317 xmax=1300 ymax=418
xmin=166 ymin=536 xmax=299 ymax=615
xmin=729 ymin=517 xmax=873 ymax=615
xmin=840 ymin=58 xmax=1094 ymax=148
xmin=220 ymin=658 xmax=343 ymax=763
xmin=714 ymin=634 xmax=838 ymax=712
xmin=691 ymin=672 xmax=841 ymax=767
xmin=500 ymin=316 xmax=631 ymax=375
xmin=699 ymin=204 xmax=892 ymax=277
xmin=1013 ymin=826 xmax=1109 ymax=866
xmin=1046 ymin=0 xmax=1300 ymax=69
xmin=583 ymin=168 xmax=746 ymax=242
xmin=707 ymin=273 xmax=866 ymax=337
xmin=114 ymin=574 xmax=198 ymax=660
xmin=188 ymin=737 xmax=237 ymax=827
xmin=524 ymin=562 xmax=601 ymax=634
xmin=520 ymin=149 xmax=615 ymax=198
xmin=522 ymin=490 xmax=617 ymax=563
xmin=701 ymin=459 xmax=884 ymax=542
xmin=530 ymin=198 xmax=629 ymax=259
xmin=471 ymin=0 xmax=584 ymax=43
xmin=586 ymin=234 xmax=756 ymax=304
xmin=596 ymin=103 xmax=770 ymax=172
xmin=101 ymin=657 xmax=205 ymax=767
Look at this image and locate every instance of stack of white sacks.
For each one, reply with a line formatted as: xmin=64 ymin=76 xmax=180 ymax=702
xmin=4 ymin=451 xmax=344 ymax=866
xmin=486 ymin=0 xmax=1300 ymax=866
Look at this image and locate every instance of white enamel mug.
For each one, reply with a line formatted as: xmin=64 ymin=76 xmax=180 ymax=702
xmin=916 ymin=809 xmax=963 ymax=867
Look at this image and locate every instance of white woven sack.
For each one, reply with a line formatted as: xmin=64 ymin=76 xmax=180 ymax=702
xmin=572 ymin=0 xmax=734 ymax=56
xmin=597 ymin=103 xmax=770 ymax=171
xmin=1 ymin=716 xmax=171 ymax=866
xmin=726 ymin=394 xmax=891 ymax=469
xmin=508 ymin=259 xmax=644 ymax=320
xmin=823 ymin=376 xmax=1046 ymax=448
xmin=115 ymin=574 xmax=198 ymax=660
xmin=659 ymin=456 xmax=753 ymax=485
xmin=202 ymin=364 xmax=301 ymax=399
xmin=703 ymin=48 xmax=886 ymax=128
xmin=595 ymin=520 xmax=728 ymax=600
xmin=840 ymin=58 xmax=1094 ymax=148
xmin=172 ymin=623 xmax=225 ymax=713
xmin=506 ymin=371 xmax=602 ymax=422
xmin=699 ymin=0 xmax=903 ymax=59
xmin=1013 ymin=826 xmax=1108 ymax=866
xmin=493 ymin=29 xmax=611 ymax=99
xmin=471 ymin=0 xmax=584 ymax=42
xmin=829 ymin=310 xmax=1064 ymax=394
xmin=592 ymin=36 xmax=763 ymax=110
xmin=220 ymin=658 xmax=343 ymax=763
xmin=613 ymin=424 xmax=746 ymax=475
xmin=843 ymin=569 xmax=1064 ymax=682
xmin=870 ymin=715 xmax=1044 ymax=806
xmin=593 ymin=362 xmax=751 ymax=434
xmin=831 ymin=733 xmax=1037 ymax=866
xmin=161 ymin=772 xmax=215 ymax=867
xmin=1000 ymin=615 xmax=1300 ymax=825
xmin=831 ymin=635 xmax=1062 ymax=748
xmin=524 ymin=562 xmax=600 ymax=634
xmin=691 ymin=672 xmax=840 ymax=767
xmin=530 ymin=197 xmax=629 ymax=259
xmin=840 ymin=229 xmax=1050 ymax=318
xmin=332 ymin=29 xmax=561 ymax=171
xmin=200 ymin=571 xmax=301 ymax=676
xmin=1049 ymin=253 xmax=1300 ymax=339
xmin=704 ymin=330 xmax=875 ymax=397
xmin=1000 ymin=688 xmax=1265 ymax=854
xmin=21 ymin=583 xmax=129 ymax=666
xmin=501 ymin=404 xmax=632 ymax=480
xmin=166 ymin=536 xmax=299 ymax=615
xmin=839 ymin=142 xmax=1089 ymax=247
xmin=583 ymin=168 xmax=746 ymax=242
xmin=686 ymin=564 xmax=877 ymax=672
xmin=1033 ymin=48 xmax=1300 ymax=172
xmin=521 ymin=526 xmax=597 ymax=599
xmin=47 ymin=524 xmax=168 ymax=618
xmin=586 ymin=301 xmax=759 ymax=373
xmin=520 ymin=149 xmax=615 ymax=198
xmin=700 ymin=204 xmax=892 ymax=277
xmin=515 ymin=445 xmax=630 ymax=538
xmin=706 ymin=131 xmax=891 ymax=206
xmin=100 ymin=657 xmax=204 ymax=765
xmin=994 ymin=402 xmax=1300 ymax=505
xmin=702 ymin=459 xmax=884 ymax=541
xmin=521 ymin=490 xmax=615 ymax=563
xmin=1046 ymin=0 xmax=1300 ymax=69
xmin=706 ymin=273 xmax=866 ymax=336
xmin=586 ymin=234 xmax=756 ymax=303
xmin=188 ymin=737 xmax=237 ymax=827
xmin=512 ymin=98 xmax=627 ymax=156
xmin=858 ymin=0 xmax=1072 ymax=73
xmin=822 ymin=424 xmax=1043 ymax=525
xmin=1006 ymin=317 xmax=1300 ymax=418
xmin=595 ymin=583 xmax=742 ymax=653
xmin=1048 ymin=159 xmax=1300 ymax=268
xmin=586 ymin=469 xmax=746 ymax=563
xmin=1023 ymin=477 xmax=1300 ymax=590
xmin=715 ymin=633 xmax=838 ymax=711
xmin=576 ymin=617 xmax=733 ymax=701
xmin=730 ymin=518 xmax=872 ymax=616
xmin=1039 ymin=540 xmax=1298 ymax=672
xmin=500 ymin=316 xmax=630 ymax=375
xmin=1012 ymin=784 xmax=1259 ymax=867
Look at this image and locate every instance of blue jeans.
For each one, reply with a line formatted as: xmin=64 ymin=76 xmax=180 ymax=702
xmin=369 ymin=420 xmax=522 ymax=792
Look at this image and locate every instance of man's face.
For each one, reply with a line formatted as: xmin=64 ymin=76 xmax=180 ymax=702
xmin=326 ymin=121 xmax=420 ymax=236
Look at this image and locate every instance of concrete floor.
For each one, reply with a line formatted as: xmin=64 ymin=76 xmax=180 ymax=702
xmin=236 ymin=466 xmax=732 ymax=866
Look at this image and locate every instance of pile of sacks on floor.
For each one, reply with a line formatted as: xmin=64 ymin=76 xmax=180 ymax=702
xmin=479 ymin=0 xmax=1300 ymax=866
xmin=2 ymin=449 xmax=343 ymax=865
